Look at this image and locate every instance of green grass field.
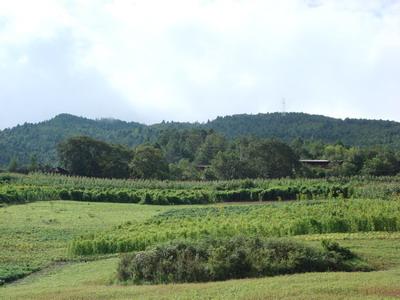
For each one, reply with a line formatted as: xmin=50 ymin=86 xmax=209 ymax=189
xmin=2 ymin=234 xmax=400 ymax=299
xmin=1 ymin=200 xmax=400 ymax=299
xmin=0 ymin=201 xmax=168 ymax=282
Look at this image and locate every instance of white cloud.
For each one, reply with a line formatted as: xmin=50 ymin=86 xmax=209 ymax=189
xmin=0 ymin=0 xmax=400 ymax=128
xmin=0 ymin=0 xmax=72 ymax=44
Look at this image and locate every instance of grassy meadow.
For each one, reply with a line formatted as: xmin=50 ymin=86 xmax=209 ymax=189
xmin=1 ymin=174 xmax=400 ymax=299
xmin=2 ymin=233 xmax=400 ymax=299
xmin=0 ymin=201 xmax=167 ymax=282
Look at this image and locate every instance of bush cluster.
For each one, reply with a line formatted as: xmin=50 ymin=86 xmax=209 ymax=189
xmin=117 ymin=236 xmax=370 ymax=284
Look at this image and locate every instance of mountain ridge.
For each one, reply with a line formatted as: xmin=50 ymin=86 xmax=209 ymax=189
xmin=1 ymin=112 xmax=400 ymax=166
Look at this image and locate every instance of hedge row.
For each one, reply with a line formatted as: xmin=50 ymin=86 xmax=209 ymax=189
xmin=0 ymin=186 xmax=58 ymax=204
xmin=214 ymin=185 xmax=350 ymax=202
xmin=0 ymin=184 xmax=350 ymax=205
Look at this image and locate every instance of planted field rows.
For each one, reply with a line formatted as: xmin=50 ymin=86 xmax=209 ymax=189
xmin=1 ymin=173 xmax=400 ymax=205
xmin=70 ymin=199 xmax=400 ymax=256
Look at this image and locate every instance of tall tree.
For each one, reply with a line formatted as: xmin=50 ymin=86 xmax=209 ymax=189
xmin=8 ymin=157 xmax=18 ymax=172
xmin=195 ymin=132 xmax=227 ymax=164
xmin=28 ymin=154 xmax=39 ymax=172
xmin=247 ymin=139 xmax=300 ymax=178
xmin=58 ymin=136 xmax=133 ymax=178
xmin=211 ymin=151 xmax=254 ymax=180
xmin=362 ymin=151 xmax=399 ymax=176
xmin=129 ymin=144 xmax=169 ymax=179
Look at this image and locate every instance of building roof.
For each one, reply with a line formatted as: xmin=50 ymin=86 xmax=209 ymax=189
xmin=299 ymin=160 xmax=330 ymax=163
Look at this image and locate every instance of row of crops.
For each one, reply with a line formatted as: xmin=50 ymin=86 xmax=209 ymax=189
xmin=1 ymin=173 xmax=400 ymax=205
xmin=3 ymin=172 xmax=400 ymax=191
xmin=0 ymin=184 xmax=350 ymax=204
xmin=69 ymin=199 xmax=400 ymax=256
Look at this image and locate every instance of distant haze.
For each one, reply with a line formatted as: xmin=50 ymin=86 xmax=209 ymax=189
xmin=1 ymin=0 xmax=400 ymax=129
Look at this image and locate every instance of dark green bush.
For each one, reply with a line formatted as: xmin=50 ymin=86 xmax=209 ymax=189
xmin=70 ymin=189 xmax=84 ymax=201
xmin=117 ymin=236 xmax=370 ymax=284
xmin=321 ymin=240 xmax=355 ymax=260
xmin=0 ymin=174 xmax=14 ymax=183
xmin=59 ymin=189 xmax=70 ymax=200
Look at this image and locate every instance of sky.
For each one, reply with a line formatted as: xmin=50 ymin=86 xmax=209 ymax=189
xmin=0 ymin=0 xmax=399 ymax=129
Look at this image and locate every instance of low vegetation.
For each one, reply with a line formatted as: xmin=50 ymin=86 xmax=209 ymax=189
xmin=2 ymin=173 xmax=400 ymax=206
xmin=0 ymin=183 xmax=350 ymax=205
xmin=117 ymin=237 xmax=371 ymax=284
xmin=69 ymin=199 xmax=400 ymax=256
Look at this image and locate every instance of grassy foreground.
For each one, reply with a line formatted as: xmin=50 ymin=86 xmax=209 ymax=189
xmin=0 ymin=201 xmax=167 ymax=282
xmin=2 ymin=234 xmax=400 ymax=300
xmin=1 ymin=200 xmax=400 ymax=299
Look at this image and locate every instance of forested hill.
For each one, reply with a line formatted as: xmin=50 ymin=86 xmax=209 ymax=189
xmin=1 ymin=112 xmax=400 ymax=166
xmin=0 ymin=114 xmax=158 ymax=166
xmin=205 ymin=113 xmax=400 ymax=146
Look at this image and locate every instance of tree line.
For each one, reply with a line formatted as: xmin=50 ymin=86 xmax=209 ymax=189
xmin=2 ymin=112 xmax=400 ymax=167
xmin=51 ymin=128 xmax=400 ymax=180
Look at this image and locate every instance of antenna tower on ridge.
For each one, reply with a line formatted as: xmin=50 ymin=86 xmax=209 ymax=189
xmin=281 ymin=98 xmax=287 ymax=116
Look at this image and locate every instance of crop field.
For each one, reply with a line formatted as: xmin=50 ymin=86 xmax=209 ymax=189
xmin=69 ymin=199 xmax=400 ymax=256
xmin=2 ymin=173 xmax=400 ymax=205
xmin=1 ymin=174 xmax=400 ymax=299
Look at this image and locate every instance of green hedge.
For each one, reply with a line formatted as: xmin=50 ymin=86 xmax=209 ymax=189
xmin=0 ymin=184 xmax=350 ymax=205
xmin=0 ymin=186 xmax=58 ymax=204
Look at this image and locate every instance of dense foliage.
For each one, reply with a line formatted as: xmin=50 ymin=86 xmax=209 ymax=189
xmin=69 ymin=199 xmax=400 ymax=256
xmin=58 ymin=136 xmax=132 ymax=178
xmin=129 ymin=144 xmax=169 ymax=180
xmin=56 ymin=134 xmax=304 ymax=180
xmin=2 ymin=112 xmax=400 ymax=167
xmin=53 ymin=134 xmax=400 ymax=180
xmin=117 ymin=237 xmax=369 ymax=284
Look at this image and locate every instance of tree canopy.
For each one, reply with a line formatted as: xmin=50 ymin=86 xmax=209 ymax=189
xmin=58 ymin=136 xmax=132 ymax=178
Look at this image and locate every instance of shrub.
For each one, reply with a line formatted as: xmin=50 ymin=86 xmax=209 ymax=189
xmin=117 ymin=236 xmax=371 ymax=284
xmin=59 ymin=189 xmax=70 ymax=200
xmin=321 ymin=240 xmax=354 ymax=260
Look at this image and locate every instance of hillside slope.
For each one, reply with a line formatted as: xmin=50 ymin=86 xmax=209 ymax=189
xmin=1 ymin=112 xmax=399 ymax=166
xmin=205 ymin=113 xmax=400 ymax=146
xmin=0 ymin=114 xmax=156 ymax=166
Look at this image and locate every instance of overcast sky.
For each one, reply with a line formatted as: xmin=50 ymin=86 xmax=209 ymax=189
xmin=0 ymin=0 xmax=399 ymax=129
